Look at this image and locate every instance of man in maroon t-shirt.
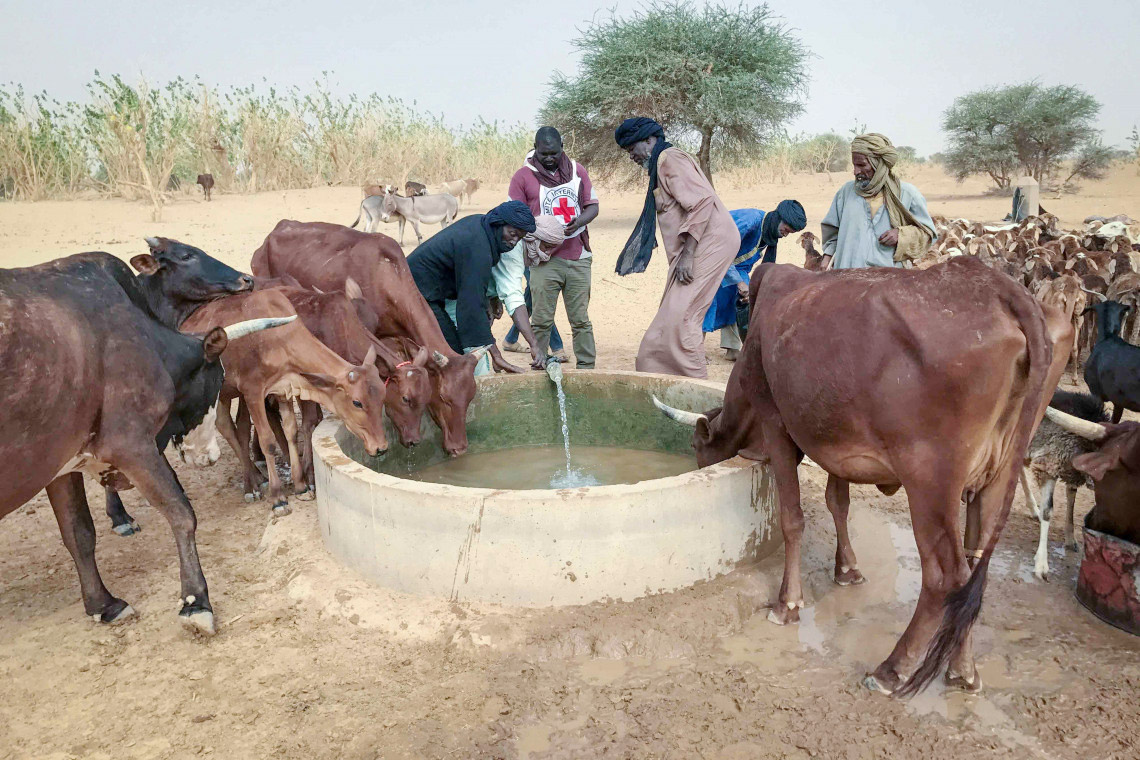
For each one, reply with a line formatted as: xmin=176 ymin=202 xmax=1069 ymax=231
xmin=507 ymin=127 xmax=599 ymax=368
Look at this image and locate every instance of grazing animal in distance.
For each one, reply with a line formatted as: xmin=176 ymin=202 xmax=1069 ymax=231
xmin=196 ymin=173 xmax=215 ymax=201
xmin=798 ymin=231 xmax=823 ymax=271
xmin=405 ymin=181 xmax=427 ymax=197
xmin=653 ymin=257 xmax=1070 ymax=697
xmin=362 ymin=184 xmax=396 ymax=198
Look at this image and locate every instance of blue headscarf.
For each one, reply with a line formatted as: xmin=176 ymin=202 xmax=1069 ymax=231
xmin=759 ymin=200 xmax=807 ymax=264
xmin=483 ymin=200 xmax=536 ymax=256
xmin=613 ymin=117 xmax=672 ymax=276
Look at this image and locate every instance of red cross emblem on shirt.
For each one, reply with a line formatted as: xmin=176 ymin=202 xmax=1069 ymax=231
xmin=552 ymin=196 xmax=577 ymax=223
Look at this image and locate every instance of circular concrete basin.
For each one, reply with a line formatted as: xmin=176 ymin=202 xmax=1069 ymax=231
xmin=311 ymin=370 xmax=780 ymax=606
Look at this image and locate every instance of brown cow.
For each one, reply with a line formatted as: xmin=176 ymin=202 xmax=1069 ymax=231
xmin=196 ymin=173 xmax=214 ymax=201
xmin=362 ymin=184 xmax=396 ymax=198
xmin=250 ymin=220 xmax=483 ymax=456
xmin=1034 ymin=272 xmax=1086 ymax=374
xmin=654 ymin=257 xmax=1069 ymax=696
xmin=262 ymin=281 xmax=433 ymax=487
xmin=1045 ymin=409 xmax=1140 ymax=545
xmin=405 ymin=181 xmax=427 ymax=197
xmin=182 ymin=289 xmax=389 ymax=513
xmin=0 ymin=243 xmax=287 ymax=634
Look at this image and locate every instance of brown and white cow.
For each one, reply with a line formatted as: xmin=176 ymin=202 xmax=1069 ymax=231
xmin=250 ymin=220 xmax=483 ymax=457
xmin=182 ymin=289 xmax=389 ymax=513
xmin=655 ymin=257 xmax=1070 ymax=696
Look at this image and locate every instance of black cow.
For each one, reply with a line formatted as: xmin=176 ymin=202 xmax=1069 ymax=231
xmin=0 ymin=238 xmax=287 ymax=635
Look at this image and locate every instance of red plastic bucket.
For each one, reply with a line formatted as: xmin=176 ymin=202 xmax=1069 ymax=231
xmin=1076 ymin=527 xmax=1140 ymax=636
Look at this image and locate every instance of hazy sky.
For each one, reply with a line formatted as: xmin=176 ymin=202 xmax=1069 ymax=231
xmin=3 ymin=0 xmax=1137 ymax=155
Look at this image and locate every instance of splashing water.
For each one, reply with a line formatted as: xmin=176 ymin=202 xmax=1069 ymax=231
xmin=547 ymin=362 xmax=599 ymax=489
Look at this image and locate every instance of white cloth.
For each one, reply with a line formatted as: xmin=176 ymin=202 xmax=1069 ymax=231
xmin=820 ymin=180 xmax=937 ymax=269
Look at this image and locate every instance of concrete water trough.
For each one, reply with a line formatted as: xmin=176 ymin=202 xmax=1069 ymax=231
xmin=311 ymin=370 xmax=781 ymax=606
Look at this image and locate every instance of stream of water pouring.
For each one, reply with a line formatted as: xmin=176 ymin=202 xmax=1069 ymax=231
xmin=546 ymin=361 xmax=600 ymax=488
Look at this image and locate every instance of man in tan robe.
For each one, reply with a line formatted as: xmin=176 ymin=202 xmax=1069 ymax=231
xmin=614 ymin=117 xmax=740 ymax=378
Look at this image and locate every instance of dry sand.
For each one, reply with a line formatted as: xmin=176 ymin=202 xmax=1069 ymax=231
xmin=0 ymin=165 xmax=1138 ymax=759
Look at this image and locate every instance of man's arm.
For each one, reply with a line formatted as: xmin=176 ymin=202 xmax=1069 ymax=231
xmin=820 ymin=188 xmax=843 ymax=269
xmin=566 ymin=165 xmax=599 ymax=235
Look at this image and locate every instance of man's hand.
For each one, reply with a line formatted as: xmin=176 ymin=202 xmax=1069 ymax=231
xmin=489 ymin=345 xmax=525 ymax=374
xmin=564 ymin=219 xmax=581 ymax=236
xmin=675 ymin=250 xmax=695 ymax=285
xmin=878 ymin=228 xmax=899 ymax=247
xmin=736 ymin=281 xmax=749 ymax=304
xmin=529 ymin=344 xmax=547 ymax=370
xmin=821 ymin=254 xmax=834 ymax=271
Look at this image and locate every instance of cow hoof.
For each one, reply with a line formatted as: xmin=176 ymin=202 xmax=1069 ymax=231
xmin=112 ymin=520 xmax=141 ymax=537
xmin=945 ymin=669 xmax=983 ymax=694
xmin=834 ymin=567 xmax=865 ymax=586
xmin=244 ymin=489 xmax=263 ymax=502
xmin=766 ymin=603 xmax=801 ymax=626
xmin=296 ymin=487 xmax=315 ymax=502
xmin=94 ymin=599 xmax=136 ymax=624
xmin=271 ymin=501 xmax=292 ymax=517
xmin=862 ymin=674 xmax=894 ymax=696
xmin=179 ymin=603 xmax=216 ymax=636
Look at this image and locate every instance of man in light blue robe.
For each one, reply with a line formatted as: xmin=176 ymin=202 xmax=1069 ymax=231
xmin=820 ymin=133 xmax=936 ymax=270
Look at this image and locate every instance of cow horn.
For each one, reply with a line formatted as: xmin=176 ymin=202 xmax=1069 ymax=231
xmin=222 ymin=315 xmax=296 ymax=340
xmin=469 ymin=345 xmax=491 ymax=367
xmin=1044 ymin=407 xmax=1107 ymax=442
xmin=432 ymin=351 xmax=449 ymax=369
xmin=1079 ymin=285 xmax=1107 ymax=302
xmin=651 ymin=395 xmax=706 ymax=427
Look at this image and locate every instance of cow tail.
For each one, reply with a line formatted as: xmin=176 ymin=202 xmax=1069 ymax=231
xmin=897 ymin=281 xmax=1052 ymax=698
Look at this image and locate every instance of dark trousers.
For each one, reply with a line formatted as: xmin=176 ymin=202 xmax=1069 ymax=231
xmin=428 ymin=300 xmax=463 ymax=353
xmin=504 ymin=268 xmax=563 ymax=351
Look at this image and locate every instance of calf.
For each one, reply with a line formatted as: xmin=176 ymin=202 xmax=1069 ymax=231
xmin=1082 ymin=298 xmax=1140 ymax=423
xmin=196 ymin=173 xmax=214 ymax=201
xmin=1044 ymin=410 xmax=1140 ymax=546
xmin=405 ymin=181 xmax=427 ymax=197
xmin=362 ymin=184 xmax=396 ymax=198
xmin=1020 ymin=390 xmax=1107 ymax=580
xmin=0 ymin=242 xmax=286 ymax=634
xmin=251 ymin=220 xmax=482 ymax=456
xmin=182 ymin=289 xmax=389 ymax=513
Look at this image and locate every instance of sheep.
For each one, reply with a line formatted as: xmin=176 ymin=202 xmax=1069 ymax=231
xmin=1020 ymin=390 xmax=1108 ymax=580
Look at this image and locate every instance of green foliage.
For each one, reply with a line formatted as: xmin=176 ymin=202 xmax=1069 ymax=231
xmin=942 ymin=83 xmax=1109 ymax=189
xmin=0 ymin=74 xmax=530 ymax=204
xmin=541 ymin=1 xmax=809 ymax=182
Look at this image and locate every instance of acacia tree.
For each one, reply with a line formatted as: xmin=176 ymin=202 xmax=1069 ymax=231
xmin=942 ymin=83 xmax=1112 ymax=190
xmin=541 ymin=2 xmax=809 ymax=184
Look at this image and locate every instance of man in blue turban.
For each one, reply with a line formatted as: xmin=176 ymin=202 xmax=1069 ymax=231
xmin=407 ymin=200 xmax=535 ymax=373
xmin=702 ymin=201 xmax=807 ymax=360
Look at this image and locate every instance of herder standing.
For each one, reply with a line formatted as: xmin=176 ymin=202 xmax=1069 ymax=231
xmin=820 ymin=133 xmax=936 ymax=270
xmin=407 ymin=200 xmax=535 ymax=374
xmin=614 ymin=117 xmax=740 ymax=378
xmin=507 ymin=126 xmax=599 ymax=368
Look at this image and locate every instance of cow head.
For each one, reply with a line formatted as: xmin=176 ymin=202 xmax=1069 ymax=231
xmin=1046 ymin=408 xmax=1140 ymax=543
xmin=427 ymin=351 xmax=483 ymax=457
xmin=377 ymin=342 xmax=433 ymax=448
xmin=302 ymin=347 xmax=389 ymax=458
xmin=131 ymin=237 xmax=254 ymax=327
xmin=653 ymin=398 xmax=750 ymax=468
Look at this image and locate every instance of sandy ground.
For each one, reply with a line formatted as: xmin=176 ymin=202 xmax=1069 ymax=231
xmin=1 ymin=165 xmax=1139 ymax=759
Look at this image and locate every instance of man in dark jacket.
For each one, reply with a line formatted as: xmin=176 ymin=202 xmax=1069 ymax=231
xmin=407 ymin=199 xmax=536 ymax=373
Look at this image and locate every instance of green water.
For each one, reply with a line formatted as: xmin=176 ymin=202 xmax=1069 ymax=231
xmin=402 ymin=445 xmax=696 ymax=490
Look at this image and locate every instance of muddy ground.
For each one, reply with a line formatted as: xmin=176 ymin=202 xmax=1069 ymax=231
xmin=1 ymin=166 xmax=1139 ymax=759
